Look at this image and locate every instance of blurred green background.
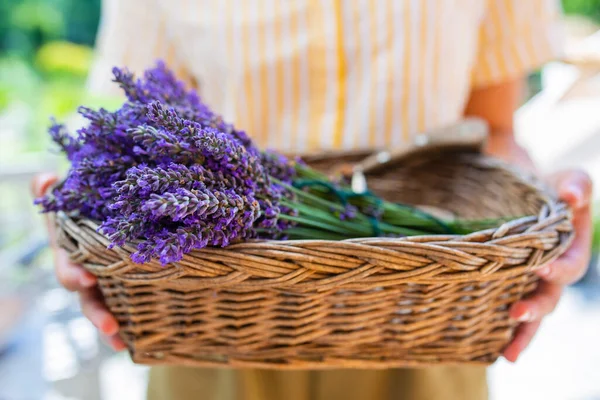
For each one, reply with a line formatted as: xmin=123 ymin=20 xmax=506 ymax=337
xmin=563 ymin=0 xmax=600 ymax=22
xmin=0 ymin=0 xmax=101 ymax=157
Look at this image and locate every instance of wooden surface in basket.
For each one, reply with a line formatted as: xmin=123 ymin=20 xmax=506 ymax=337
xmin=55 ymin=153 xmax=574 ymax=369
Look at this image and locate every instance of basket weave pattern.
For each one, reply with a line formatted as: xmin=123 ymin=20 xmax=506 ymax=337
xmin=56 ymin=154 xmax=573 ymax=369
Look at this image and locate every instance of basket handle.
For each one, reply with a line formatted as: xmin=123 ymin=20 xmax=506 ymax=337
xmin=350 ymin=118 xmax=489 ymax=193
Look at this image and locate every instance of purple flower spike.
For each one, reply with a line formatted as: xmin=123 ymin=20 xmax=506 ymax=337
xmin=36 ymin=60 xmax=304 ymax=265
xmin=48 ymin=120 xmax=81 ymax=159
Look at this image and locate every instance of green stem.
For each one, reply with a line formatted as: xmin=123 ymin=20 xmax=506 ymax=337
xmin=300 ymin=179 xmax=451 ymax=232
xmin=295 ymin=164 xmax=330 ymax=181
xmin=277 ymin=177 xmax=436 ymax=236
xmin=273 ymin=178 xmax=348 ymax=212
xmin=279 ymin=165 xmax=517 ymax=238
xmin=284 ymin=227 xmax=349 ymax=240
xmin=280 ymin=199 xmax=432 ymax=237
xmin=278 ymin=214 xmax=357 ymax=235
xmin=281 ymin=200 xmax=375 ymax=235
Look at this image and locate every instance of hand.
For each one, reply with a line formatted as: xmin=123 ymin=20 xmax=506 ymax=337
xmin=32 ymin=173 xmax=126 ymax=351
xmin=503 ymin=170 xmax=593 ymax=362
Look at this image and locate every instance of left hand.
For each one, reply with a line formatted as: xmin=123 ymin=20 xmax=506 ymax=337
xmin=503 ymin=169 xmax=593 ymax=362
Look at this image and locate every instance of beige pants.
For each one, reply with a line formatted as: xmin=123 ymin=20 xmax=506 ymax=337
xmin=147 ymin=366 xmax=488 ymax=400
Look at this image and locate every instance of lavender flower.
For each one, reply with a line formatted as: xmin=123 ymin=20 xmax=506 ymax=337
xmin=36 ymin=61 xmax=303 ymax=265
xmin=142 ymin=188 xmax=217 ymax=221
xmin=115 ymin=163 xmax=242 ymax=198
xmin=148 ymin=102 xmax=263 ymax=180
xmin=48 ymin=120 xmax=81 ymax=160
xmin=260 ymin=150 xmax=296 ymax=184
xmin=339 ymin=205 xmax=358 ymax=220
xmin=130 ymin=125 xmax=197 ymax=162
xmin=100 ymin=214 xmax=155 ymax=247
xmin=113 ymin=62 xmax=210 ymax=123
xmin=103 ymin=183 xmax=260 ymax=264
xmin=114 ymin=64 xmax=254 ymax=148
xmin=35 ymin=171 xmax=109 ymax=220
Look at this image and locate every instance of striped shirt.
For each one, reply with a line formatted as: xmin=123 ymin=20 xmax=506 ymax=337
xmin=88 ymin=0 xmax=562 ymax=153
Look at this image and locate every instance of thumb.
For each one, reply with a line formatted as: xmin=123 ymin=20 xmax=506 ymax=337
xmin=32 ymin=173 xmax=59 ymax=198
xmin=548 ymin=169 xmax=592 ymax=210
xmin=32 ymin=173 xmax=60 ymax=244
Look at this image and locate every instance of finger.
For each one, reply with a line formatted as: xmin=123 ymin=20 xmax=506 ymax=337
xmin=509 ymin=282 xmax=562 ymax=322
xmin=503 ymin=320 xmax=541 ymax=363
xmin=31 ymin=173 xmax=59 ymax=198
xmin=79 ymin=287 xmax=119 ymax=336
xmin=32 ymin=173 xmax=60 ymax=243
xmin=536 ymin=201 xmax=592 ymax=285
xmin=103 ymin=334 xmax=127 ymax=352
xmin=550 ymin=169 xmax=593 ymax=209
xmin=55 ymin=249 xmax=97 ymax=291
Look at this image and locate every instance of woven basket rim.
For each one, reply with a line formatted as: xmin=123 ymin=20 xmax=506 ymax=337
xmin=56 ymin=203 xmax=566 ymax=245
xmin=54 ymin=184 xmax=569 ymax=246
xmin=56 ymin=200 xmax=574 ymax=285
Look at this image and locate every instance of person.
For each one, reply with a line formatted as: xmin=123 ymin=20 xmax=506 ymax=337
xmin=32 ymin=0 xmax=593 ymax=399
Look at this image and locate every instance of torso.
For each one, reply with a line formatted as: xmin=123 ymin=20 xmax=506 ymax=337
xmin=123 ymin=0 xmax=489 ymax=151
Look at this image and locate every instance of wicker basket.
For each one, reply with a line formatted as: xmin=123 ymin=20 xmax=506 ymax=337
xmin=55 ymin=149 xmax=573 ymax=369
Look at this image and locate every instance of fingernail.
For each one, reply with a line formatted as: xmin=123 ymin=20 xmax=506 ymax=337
xmin=517 ymin=310 xmax=533 ymax=322
xmin=80 ymin=275 xmax=96 ymax=287
xmin=101 ymin=319 xmax=119 ymax=336
xmin=537 ymin=266 xmax=551 ymax=277
xmin=32 ymin=173 xmax=57 ymax=197
xmin=114 ymin=340 xmax=127 ymax=352
xmin=566 ymin=184 xmax=583 ymax=207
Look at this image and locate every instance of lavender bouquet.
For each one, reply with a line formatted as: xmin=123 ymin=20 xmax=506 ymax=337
xmin=36 ymin=62 xmax=505 ymax=265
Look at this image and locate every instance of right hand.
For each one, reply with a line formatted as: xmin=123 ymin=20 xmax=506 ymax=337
xmin=32 ymin=173 xmax=126 ymax=351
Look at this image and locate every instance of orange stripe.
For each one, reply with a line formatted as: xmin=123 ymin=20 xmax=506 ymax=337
xmin=225 ymin=0 xmax=234 ymax=55
xmin=503 ymin=0 xmax=525 ymax=73
xmin=164 ymin=41 xmax=177 ymax=72
xmin=431 ymin=2 xmax=440 ymax=126
xmin=536 ymin=0 xmax=555 ymax=58
xmin=306 ymin=2 xmax=327 ymax=150
xmin=417 ymin=0 xmax=428 ymax=132
xmin=121 ymin=15 xmax=131 ymax=68
xmin=272 ymin=0 xmax=285 ymax=149
xmin=383 ymin=0 xmax=396 ymax=146
xmin=472 ymin=26 xmax=492 ymax=86
xmin=175 ymin=61 xmax=194 ymax=89
xmin=366 ymin=1 xmax=379 ymax=148
xmin=224 ymin=0 xmax=245 ymax=125
xmin=153 ymin=17 xmax=166 ymax=59
xmin=257 ymin=0 xmax=270 ymax=145
xmin=490 ymin=0 xmax=509 ymax=79
xmin=241 ymin=2 xmax=257 ymax=140
xmin=400 ymin=1 xmax=412 ymax=141
xmin=288 ymin=3 xmax=301 ymax=150
xmin=525 ymin=0 xmax=550 ymax=65
xmin=522 ymin=2 xmax=540 ymax=64
xmin=332 ymin=1 xmax=347 ymax=148
xmin=350 ymin=0 xmax=363 ymax=149
xmin=228 ymin=3 xmax=241 ymax=124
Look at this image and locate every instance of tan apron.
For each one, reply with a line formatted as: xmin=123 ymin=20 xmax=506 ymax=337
xmin=147 ymin=366 xmax=488 ymax=400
